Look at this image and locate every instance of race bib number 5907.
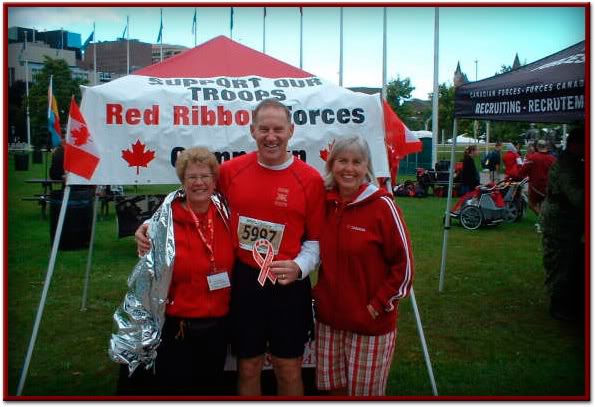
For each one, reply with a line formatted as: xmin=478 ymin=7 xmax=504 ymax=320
xmin=238 ymin=216 xmax=285 ymax=255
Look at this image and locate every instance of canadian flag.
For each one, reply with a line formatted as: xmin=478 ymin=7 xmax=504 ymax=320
xmin=65 ymin=97 xmax=100 ymax=180
xmin=383 ymin=100 xmax=423 ymax=184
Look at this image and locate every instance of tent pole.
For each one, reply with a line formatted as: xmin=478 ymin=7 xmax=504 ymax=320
xmin=439 ymin=119 xmax=457 ymax=292
xmin=410 ymin=289 xmax=438 ymax=395
xmin=17 ymin=185 xmax=71 ymax=396
xmin=385 ymin=179 xmax=438 ymax=395
xmin=81 ymin=188 xmax=100 ymax=311
xmin=485 ymin=121 xmax=490 ymax=154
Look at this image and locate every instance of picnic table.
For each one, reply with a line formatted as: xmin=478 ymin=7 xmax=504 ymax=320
xmin=23 ymin=178 xmax=64 ymax=219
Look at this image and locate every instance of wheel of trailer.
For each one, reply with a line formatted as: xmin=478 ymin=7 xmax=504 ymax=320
xmin=504 ymin=202 xmax=519 ymax=223
xmin=460 ymin=205 xmax=482 ymax=230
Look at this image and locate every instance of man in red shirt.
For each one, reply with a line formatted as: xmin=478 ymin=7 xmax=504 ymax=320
xmin=218 ymin=99 xmax=325 ymax=396
xmin=519 ymin=139 xmax=557 ymax=217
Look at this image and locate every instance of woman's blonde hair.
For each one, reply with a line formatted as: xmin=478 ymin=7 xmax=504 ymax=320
xmin=175 ymin=147 xmax=219 ymax=183
xmin=324 ymin=136 xmax=377 ymax=190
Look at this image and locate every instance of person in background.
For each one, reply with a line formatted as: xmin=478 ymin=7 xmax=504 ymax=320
xmin=541 ymin=127 xmax=585 ymax=321
xmin=111 ymin=147 xmax=234 ymax=396
xmin=484 ymin=141 xmax=503 ymax=182
xmin=460 ymin=145 xmax=480 ymax=195
xmin=502 ymin=142 xmax=524 ymax=181
xmin=49 ymin=139 xmax=66 ymax=183
xmin=519 ymin=139 xmax=557 ymax=229
xmin=313 ymin=136 xmax=414 ymax=396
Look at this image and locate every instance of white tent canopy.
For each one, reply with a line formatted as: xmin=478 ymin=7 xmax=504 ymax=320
xmin=445 ymin=134 xmax=485 ymax=144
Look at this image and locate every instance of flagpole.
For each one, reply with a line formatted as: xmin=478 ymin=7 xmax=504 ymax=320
xmin=193 ymin=8 xmax=197 ymax=47
xmin=431 ymin=7 xmax=440 ymax=170
xmin=230 ymin=7 xmax=233 ymax=40
xmin=24 ymin=30 xmax=31 ymax=148
xmin=382 ymin=7 xmax=387 ymax=99
xmin=263 ymin=7 xmax=266 ymax=53
xmin=159 ymin=8 xmax=163 ymax=62
xmin=299 ymin=7 xmax=303 ymax=69
xmin=126 ymin=16 xmax=130 ymax=75
xmin=339 ymin=7 xmax=343 ymax=86
xmin=93 ymin=22 xmax=97 ymax=86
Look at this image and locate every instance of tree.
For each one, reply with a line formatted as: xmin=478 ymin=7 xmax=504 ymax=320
xmin=8 ymin=81 xmax=27 ymax=144
xmin=386 ymin=76 xmax=416 ymax=127
xmin=26 ymin=57 xmax=87 ymax=149
xmin=496 ymin=64 xmax=513 ymax=75
xmin=427 ymin=83 xmax=472 ymax=141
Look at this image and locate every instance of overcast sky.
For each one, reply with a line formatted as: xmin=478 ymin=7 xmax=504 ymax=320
xmin=8 ymin=4 xmax=586 ymax=100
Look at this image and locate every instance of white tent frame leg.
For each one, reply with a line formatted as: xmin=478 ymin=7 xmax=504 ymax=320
xmin=81 ymin=190 xmax=99 ymax=311
xmin=439 ymin=119 xmax=458 ymax=292
xmin=17 ymin=186 xmax=72 ymax=396
xmin=386 ymin=179 xmax=438 ymax=396
xmin=17 ymin=186 xmax=100 ymax=395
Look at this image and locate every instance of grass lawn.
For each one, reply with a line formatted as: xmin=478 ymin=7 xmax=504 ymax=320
xmin=6 ymin=152 xmax=586 ymax=398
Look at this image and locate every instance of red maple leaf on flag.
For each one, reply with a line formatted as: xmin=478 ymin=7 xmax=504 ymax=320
xmin=122 ymin=140 xmax=156 ymax=175
xmin=71 ymin=124 xmax=90 ymax=146
xmin=319 ymin=140 xmax=336 ymax=162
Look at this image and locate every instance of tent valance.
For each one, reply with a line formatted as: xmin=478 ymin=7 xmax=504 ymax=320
xmin=455 ymin=41 xmax=585 ymax=124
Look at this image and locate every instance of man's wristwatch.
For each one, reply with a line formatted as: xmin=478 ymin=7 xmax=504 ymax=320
xmin=297 ymin=269 xmax=303 ymax=280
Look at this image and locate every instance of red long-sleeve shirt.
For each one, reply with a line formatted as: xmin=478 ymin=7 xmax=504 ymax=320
xmin=218 ymin=152 xmax=325 ymax=269
xmin=519 ymin=151 xmax=557 ymax=195
xmin=502 ymin=150 xmax=522 ymax=180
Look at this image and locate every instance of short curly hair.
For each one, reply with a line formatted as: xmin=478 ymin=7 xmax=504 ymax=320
xmin=175 ymin=147 xmax=219 ymax=184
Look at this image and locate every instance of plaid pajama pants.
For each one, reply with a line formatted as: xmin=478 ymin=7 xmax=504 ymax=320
xmin=315 ymin=321 xmax=397 ymax=396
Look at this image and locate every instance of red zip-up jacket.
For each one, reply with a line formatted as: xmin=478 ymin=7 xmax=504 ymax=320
xmin=166 ymin=199 xmax=235 ymax=318
xmin=313 ymin=183 xmax=414 ymax=336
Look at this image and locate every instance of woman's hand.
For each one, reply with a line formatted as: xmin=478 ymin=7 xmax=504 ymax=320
xmin=135 ymin=223 xmax=150 ymax=256
xmin=367 ymin=304 xmax=379 ymax=319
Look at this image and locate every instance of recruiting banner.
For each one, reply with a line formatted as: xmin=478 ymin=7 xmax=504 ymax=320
xmin=69 ymin=75 xmax=388 ymax=185
xmin=454 ymin=41 xmax=585 ymax=124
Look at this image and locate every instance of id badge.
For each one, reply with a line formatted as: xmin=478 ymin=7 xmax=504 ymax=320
xmin=207 ymin=271 xmax=231 ymax=291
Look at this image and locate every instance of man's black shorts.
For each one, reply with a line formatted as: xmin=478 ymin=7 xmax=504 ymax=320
xmin=231 ymin=261 xmax=313 ymax=359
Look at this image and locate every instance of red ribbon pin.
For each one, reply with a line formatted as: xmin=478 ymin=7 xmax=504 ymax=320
xmin=252 ymin=239 xmax=276 ymax=286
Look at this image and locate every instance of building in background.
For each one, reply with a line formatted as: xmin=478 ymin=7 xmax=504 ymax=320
xmin=82 ymin=39 xmax=153 ymax=82
xmin=7 ymin=41 xmax=89 ymax=86
xmin=151 ymin=43 xmax=188 ymax=65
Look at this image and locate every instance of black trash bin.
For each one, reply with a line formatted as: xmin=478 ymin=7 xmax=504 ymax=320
xmin=14 ymin=152 xmax=29 ymax=171
xmin=32 ymin=149 xmax=43 ymax=164
xmin=49 ymin=188 xmax=94 ymax=250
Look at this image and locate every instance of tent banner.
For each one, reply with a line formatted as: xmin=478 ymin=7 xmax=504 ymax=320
xmin=455 ymin=41 xmax=585 ymax=123
xmin=70 ymin=75 xmax=389 ymax=185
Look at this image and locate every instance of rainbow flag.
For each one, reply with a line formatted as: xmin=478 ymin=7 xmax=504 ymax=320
xmin=48 ymin=75 xmax=62 ymax=147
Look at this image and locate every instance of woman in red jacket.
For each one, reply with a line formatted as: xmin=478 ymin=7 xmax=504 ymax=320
xmin=502 ymin=142 xmax=524 ymax=180
xmin=313 ymin=136 xmax=414 ymax=396
xmin=112 ymin=147 xmax=234 ymax=395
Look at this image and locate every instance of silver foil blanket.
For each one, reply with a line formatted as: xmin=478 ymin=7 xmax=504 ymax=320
xmin=108 ymin=190 xmax=179 ymax=375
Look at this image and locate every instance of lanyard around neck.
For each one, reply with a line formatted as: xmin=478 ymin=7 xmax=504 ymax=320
xmin=185 ymin=201 xmax=215 ymax=269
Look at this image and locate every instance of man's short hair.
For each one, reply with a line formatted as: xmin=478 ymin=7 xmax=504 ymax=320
xmin=252 ymin=98 xmax=291 ymax=124
xmin=537 ymin=139 xmax=548 ymax=151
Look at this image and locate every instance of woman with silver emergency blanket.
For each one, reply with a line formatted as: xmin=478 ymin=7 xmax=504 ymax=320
xmin=109 ymin=147 xmax=234 ymax=395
